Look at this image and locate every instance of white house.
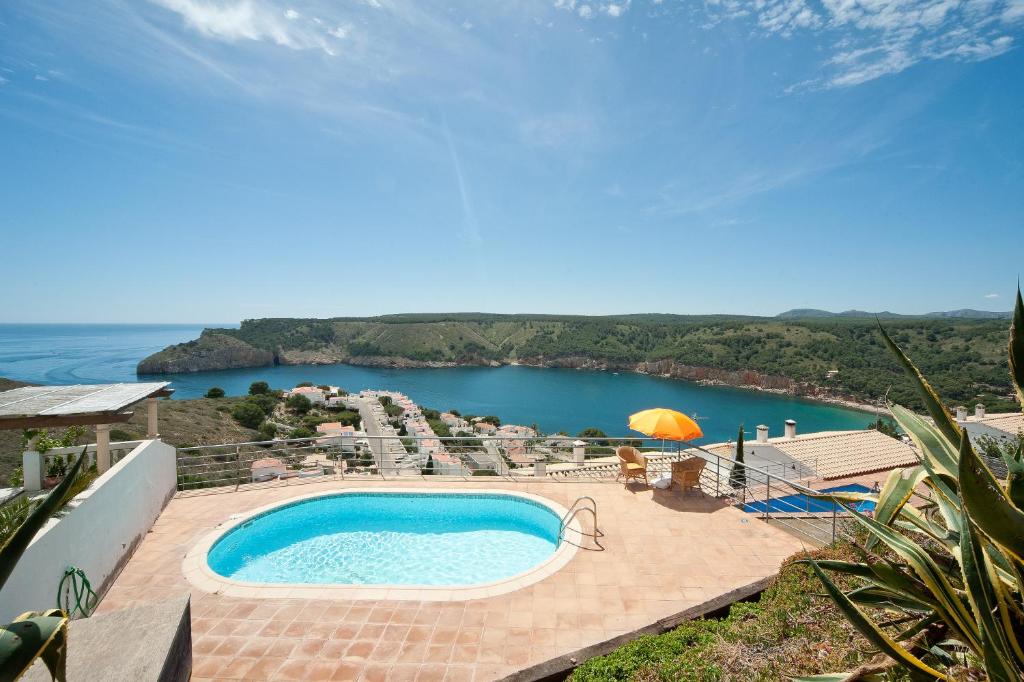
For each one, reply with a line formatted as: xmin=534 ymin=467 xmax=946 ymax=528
xmin=251 ymin=457 xmax=287 ymax=482
xmin=288 ymin=386 xmax=326 ymax=405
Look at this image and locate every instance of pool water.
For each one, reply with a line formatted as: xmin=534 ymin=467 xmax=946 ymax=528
xmin=740 ymin=483 xmax=876 ymax=514
xmin=207 ymin=493 xmax=562 ymax=586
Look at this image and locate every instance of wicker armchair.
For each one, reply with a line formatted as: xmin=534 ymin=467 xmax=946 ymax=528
xmin=616 ymin=446 xmax=648 ymax=486
xmin=671 ymin=457 xmax=706 ymax=494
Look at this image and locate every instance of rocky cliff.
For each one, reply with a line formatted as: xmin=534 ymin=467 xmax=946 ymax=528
xmin=136 ymin=331 xmax=275 ymax=374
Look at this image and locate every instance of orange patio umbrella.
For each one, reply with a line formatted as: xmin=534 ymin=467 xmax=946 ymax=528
xmin=628 ymin=408 xmax=703 ymax=442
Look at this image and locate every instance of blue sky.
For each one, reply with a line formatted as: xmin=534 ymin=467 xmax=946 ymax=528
xmin=1 ymin=0 xmax=1021 ymax=323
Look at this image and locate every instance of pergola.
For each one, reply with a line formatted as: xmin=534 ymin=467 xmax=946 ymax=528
xmin=0 ymin=382 xmax=173 ymax=488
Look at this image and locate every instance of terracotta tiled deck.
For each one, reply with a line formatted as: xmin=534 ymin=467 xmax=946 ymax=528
xmin=97 ymin=479 xmax=806 ymax=681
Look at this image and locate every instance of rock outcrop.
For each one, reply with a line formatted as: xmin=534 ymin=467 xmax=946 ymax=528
xmin=137 ymin=332 xmax=275 ymax=374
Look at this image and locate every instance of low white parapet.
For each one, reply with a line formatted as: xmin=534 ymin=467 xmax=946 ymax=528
xmin=0 ymin=439 xmax=177 ymax=622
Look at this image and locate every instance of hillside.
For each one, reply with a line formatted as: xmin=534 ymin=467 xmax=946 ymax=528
xmin=776 ymin=308 xmax=1010 ymax=319
xmin=136 ymin=314 xmax=1018 ymax=412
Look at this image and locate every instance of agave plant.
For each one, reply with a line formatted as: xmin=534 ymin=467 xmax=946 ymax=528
xmin=796 ymin=290 xmax=1024 ymax=681
xmin=0 ymin=449 xmax=86 ymax=682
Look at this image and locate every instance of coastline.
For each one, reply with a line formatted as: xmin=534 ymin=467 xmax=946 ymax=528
xmin=139 ymin=354 xmax=889 ymax=417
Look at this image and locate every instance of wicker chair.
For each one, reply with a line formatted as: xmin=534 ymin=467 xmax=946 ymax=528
xmin=616 ymin=446 xmax=648 ymax=486
xmin=671 ymin=457 xmax=706 ymax=494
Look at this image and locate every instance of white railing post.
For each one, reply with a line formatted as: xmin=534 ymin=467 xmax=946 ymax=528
xmin=534 ymin=461 xmax=546 ymax=477
xmin=96 ymin=424 xmax=111 ymax=474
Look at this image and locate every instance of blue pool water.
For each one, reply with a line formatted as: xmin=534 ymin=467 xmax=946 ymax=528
xmin=741 ymin=484 xmax=876 ymax=514
xmin=207 ymin=493 xmax=562 ymax=586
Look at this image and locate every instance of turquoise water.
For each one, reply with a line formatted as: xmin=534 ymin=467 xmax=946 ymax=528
xmin=740 ymin=484 xmax=876 ymax=514
xmin=0 ymin=323 xmax=875 ymax=442
xmin=207 ymin=493 xmax=561 ymax=586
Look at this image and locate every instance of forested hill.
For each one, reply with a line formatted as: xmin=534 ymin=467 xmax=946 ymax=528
xmin=136 ymin=314 xmax=1018 ymax=411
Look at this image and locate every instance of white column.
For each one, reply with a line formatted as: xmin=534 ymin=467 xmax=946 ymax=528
xmin=572 ymin=440 xmax=586 ymax=465
xmin=22 ymin=450 xmax=44 ymax=492
xmin=146 ymin=397 xmax=159 ymax=438
xmin=534 ymin=461 xmax=546 ymax=477
xmin=96 ymin=424 xmax=111 ymax=473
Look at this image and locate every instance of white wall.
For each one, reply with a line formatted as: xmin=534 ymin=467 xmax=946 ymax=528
xmin=0 ymin=439 xmax=177 ymax=622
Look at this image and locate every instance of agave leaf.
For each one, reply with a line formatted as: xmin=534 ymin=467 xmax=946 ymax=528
xmin=846 ymin=506 xmax=981 ymax=653
xmin=806 ymin=560 xmax=946 ymax=680
xmin=959 ymin=432 xmax=1024 ymax=563
xmin=0 ymin=449 xmax=85 ymax=592
xmin=786 ymin=671 xmax=884 ymax=675
xmin=1010 ymin=287 xmax=1024 ymax=407
xmin=880 ymin=325 xmax=961 ymax=447
xmin=893 ymin=613 xmax=940 ymax=643
xmin=805 ymin=559 xmax=936 ymax=609
xmin=959 ymin=501 xmax=1020 ymax=681
xmin=983 ymin=544 xmax=1024 ymax=671
xmin=847 ymin=586 xmax=934 ymax=613
xmin=889 ymin=404 xmax=959 ymax=481
xmin=0 ymin=609 xmax=67 ymax=682
xmin=894 ymin=506 xmax=956 ymax=549
xmin=920 ymin=468 xmax=963 ymax=537
xmin=866 ymin=466 xmax=929 ymax=551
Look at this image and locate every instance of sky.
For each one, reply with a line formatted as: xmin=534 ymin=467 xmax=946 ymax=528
xmin=0 ymin=0 xmax=1022 ymax=323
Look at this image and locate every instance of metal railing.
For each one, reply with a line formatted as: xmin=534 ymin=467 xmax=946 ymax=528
xmin=172 ymin=434 xmax=868 ymax=544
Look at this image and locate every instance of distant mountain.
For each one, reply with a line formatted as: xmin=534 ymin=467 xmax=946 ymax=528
xmin=777 ymin=308 xmax=1010 ymax=320
xmin=924 ymin=309 xmax=1012 ymax=319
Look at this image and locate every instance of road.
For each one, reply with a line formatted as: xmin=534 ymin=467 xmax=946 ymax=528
xmin=353 ymin=397 xmax=405 ymax=473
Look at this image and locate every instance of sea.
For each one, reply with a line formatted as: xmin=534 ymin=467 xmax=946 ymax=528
xmin=0 ymin=323 xmax=877 ymax=444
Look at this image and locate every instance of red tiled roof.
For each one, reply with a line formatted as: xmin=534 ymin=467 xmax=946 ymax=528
xmin=772 ymin=430 xmax=919 ymax=480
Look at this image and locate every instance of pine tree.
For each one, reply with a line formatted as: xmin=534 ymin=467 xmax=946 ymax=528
xmin=729 ymin=424 xmax=747 ymax=489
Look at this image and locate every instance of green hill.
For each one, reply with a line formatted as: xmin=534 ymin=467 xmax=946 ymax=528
xmin=137 ymin=314 xmax=1018 ymax=412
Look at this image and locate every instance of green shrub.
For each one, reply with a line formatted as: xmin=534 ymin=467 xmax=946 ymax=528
xmin=286 ymin=394 xmax=312 ymax=415
xmin=109 ymin=428 xmax=137 ymax=442
xmin=246 ymin=392 xmax=278 ymax=415
xmin=232 ymin=402 xmax=265 ymax=429
xmin=248 ymin=381 xmax=270 ymax=395
xmin=259 ymin=422 xmax=277 ymax=440
xmin=205 ymin=387 xmax=225 ymax=398
xmin=288 ymin=427 xmax=315 ymax=439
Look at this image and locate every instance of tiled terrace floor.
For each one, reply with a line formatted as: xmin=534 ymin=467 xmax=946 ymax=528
xmin=97 ymin=479 xmax=806 ymax=681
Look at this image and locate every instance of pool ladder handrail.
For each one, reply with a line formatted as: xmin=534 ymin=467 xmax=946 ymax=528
xmin=558 ymin=496 xmax=604 ymax=551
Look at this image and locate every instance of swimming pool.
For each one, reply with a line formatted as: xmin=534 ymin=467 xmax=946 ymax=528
xmin=205 ymin=491 xmax=566 ymax=588
xmin=740 ymin=483 xmax=876 ymax=514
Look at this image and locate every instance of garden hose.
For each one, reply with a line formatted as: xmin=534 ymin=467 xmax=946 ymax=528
xmin=57 ymin=565 xmax=97 ymax=618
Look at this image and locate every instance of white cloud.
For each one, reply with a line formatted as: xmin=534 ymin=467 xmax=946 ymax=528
xmin=328 ymin=24 xmax=350 ymax=39
xmin=578 ymin=5 xmax=594 ymax=19
xmin=0 ymin=76 xmax=7 ymax=86
xmin=151 ymin=0 xmax=334 ymax=53
xmin=604 ymin=2 xmax=629 ymax=18
xmin=984 ymin=293 xmax=1000 ymax=299
xmin=697 ymin=0 xmax=1024 ymax=88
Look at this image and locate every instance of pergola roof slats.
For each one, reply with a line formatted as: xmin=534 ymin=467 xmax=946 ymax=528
xmin=0 ymin=382 xmax=173 ymax=430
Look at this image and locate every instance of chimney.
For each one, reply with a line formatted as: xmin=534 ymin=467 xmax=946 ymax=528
xmin=784 ymin=419 xmax=796 ymax=439
xmin=756 ymin=425 xmax=769 ymax=443
xmin=975 ymin=403 xmax=986 ymax=419
xmin=956 ymin=406 xmax=967 ymax=421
